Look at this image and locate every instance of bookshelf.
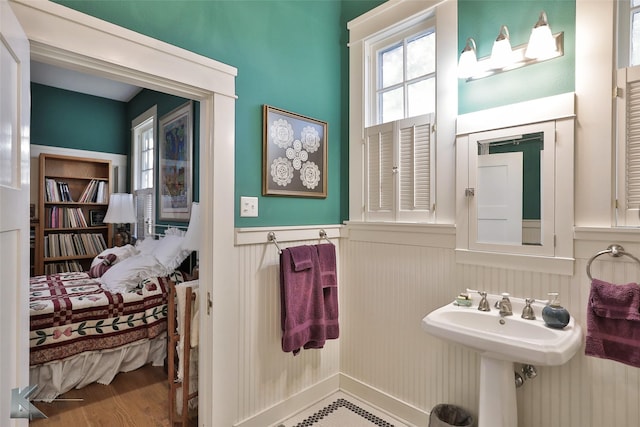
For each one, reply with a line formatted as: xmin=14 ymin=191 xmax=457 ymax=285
xmin=36 ymin=153 xmax=113 ymax=275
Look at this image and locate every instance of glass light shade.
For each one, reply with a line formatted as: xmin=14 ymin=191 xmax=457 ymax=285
xmin=182 ymin=202 xmax=201 ymax=250
xmin=525 ymin=16 xmax=556 ymax=59
xmin=458 ymin=38 xmax=478 ymax=79
xmin=490 ymin=25 xmax=514 ymax=69
xmin=103 ymin=193 xmax=136 ymax=224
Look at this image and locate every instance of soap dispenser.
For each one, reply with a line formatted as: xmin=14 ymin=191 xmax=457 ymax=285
xmin=542 ymin=292 xmax=570 ymax=329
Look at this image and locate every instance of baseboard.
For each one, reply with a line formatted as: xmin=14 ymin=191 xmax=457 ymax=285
xmin=233 ymin=373 xmax=429 ymax=427
xmin=233 ymin=374 xmax=340 ymax=427
xmin=339 ymin=373 xmax=429 ymax=427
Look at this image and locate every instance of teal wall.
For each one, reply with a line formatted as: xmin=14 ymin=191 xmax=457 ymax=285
xmin=31 ymin=83 xmax=128 ymax=154
xmin=458 ymin=1 xmax=575 ymax=114
xmin=46 ymin=0 xmax=575 ymax=226
xmin=53 ymin=0 xmax=383 ymax=228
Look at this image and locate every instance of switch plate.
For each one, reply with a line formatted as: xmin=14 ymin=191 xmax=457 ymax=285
xmin=240 ymin=196 xmax=258 ymax=217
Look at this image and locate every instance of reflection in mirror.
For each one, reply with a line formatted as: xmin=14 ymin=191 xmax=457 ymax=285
xmin=476 ymin=132 xmax=543 ymax=246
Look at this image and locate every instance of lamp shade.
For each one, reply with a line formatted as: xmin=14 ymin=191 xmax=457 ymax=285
xmin=182 ymin=202 xmax=201 ymax=250
xmin=525 ymin=11 xmax=556 ymax=59
xmin=490 ymin=25 xmax=514 ymax=69
xmin=103 ymin=193 xmax=136 ymax=224
xmin=458 ymin=38 xmax=478 ymax=79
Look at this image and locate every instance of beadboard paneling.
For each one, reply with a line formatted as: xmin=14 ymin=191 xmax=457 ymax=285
xmin=340 ymin=231 xmax=640 ymax=427
xmin=234 ymin=226 xmax=640 ymax=427
xmin=235 ymin=238 xmax=341 ymax=425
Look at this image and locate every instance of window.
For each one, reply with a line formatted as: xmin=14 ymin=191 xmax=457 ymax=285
xmin=616 ymin=2 xmax=640 ymax=225
xmin=631 ymin=1 xmax=640 ymax=66
xmin=348 ymin=1 xmax=455 ymax=225
xmin=132 ymin=106 xmax=157 ymax=239
xmin=370 ymin=21 xmax=435 ymax=126
xmin=363 ymin=19 xmax=436 ymax=222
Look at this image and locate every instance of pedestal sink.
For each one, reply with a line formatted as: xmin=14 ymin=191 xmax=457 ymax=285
xmin=421 ymin=294 xmax=582 ymax=427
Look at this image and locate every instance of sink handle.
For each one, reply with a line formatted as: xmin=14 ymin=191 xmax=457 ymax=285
xmin=477 ymin=291 xmax=491 ymax=312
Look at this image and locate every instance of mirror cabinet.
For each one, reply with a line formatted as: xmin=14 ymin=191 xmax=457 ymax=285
xmin=455 ymin=94 xmax=575 ymax=275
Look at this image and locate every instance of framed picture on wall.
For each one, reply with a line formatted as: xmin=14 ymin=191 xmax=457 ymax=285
xmin=158 ymin=101 xmax=193 ymax=222
xmin=89 ymin=210 xmax=106 ymax=227
xmin=262 ymin=105 xmax=327 ymax=198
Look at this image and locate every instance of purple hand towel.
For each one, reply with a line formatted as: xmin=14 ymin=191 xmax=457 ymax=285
xmin=315 ymin=244 xmax=339 ymax=342
xmin=585 ymin=278 xmax=640 ymax=367
xmin=279 ymin=246 xmax=326 ymax=355
xmin=289 ymin=245 xmax=314 ymax=271
xmin=317 ymin=243 xmax=337 ymax=288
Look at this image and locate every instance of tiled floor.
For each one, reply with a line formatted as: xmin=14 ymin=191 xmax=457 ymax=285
xmin=276 ymin=392 xmax=410 ymax=427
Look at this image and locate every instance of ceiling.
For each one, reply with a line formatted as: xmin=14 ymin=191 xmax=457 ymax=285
xmin=31 ymin=61 xmax=142 ymax=102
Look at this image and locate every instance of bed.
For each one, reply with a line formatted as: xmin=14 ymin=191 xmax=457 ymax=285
xmin=29 ymin=228 xmax=192 ymax=401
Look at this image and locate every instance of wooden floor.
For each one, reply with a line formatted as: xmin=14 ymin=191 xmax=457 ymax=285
xmin=30 ymin=364 xmax=197 ymax=427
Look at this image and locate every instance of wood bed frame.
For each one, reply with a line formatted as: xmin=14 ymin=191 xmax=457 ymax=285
xmin=167 ymin=281 xmax=198 ymax=426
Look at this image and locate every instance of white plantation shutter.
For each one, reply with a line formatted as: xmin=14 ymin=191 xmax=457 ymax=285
xmin=365 ymin=122 xmax=394 ymax=221
xmin=134 ymin=188 xmax=154 ymax=240
xmin=397 ymin=114 xmax=434 ymax=221
xmin=364 ymin=113 xmax=435 ymax=222
xmin=617 ymin=67 xmax=640 ymax=226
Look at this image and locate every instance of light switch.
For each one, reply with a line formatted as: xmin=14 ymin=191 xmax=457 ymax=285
xmin=240 ymin=196 xmax=258 ymax=217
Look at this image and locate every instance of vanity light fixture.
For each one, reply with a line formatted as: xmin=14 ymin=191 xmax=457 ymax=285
xmin=458 ymin=37 xmax=478 ymax=79
xmin=458 ymin=10 xmax=564 ymax=81
xmin=490 ymin=25 xmax=514 ymax=69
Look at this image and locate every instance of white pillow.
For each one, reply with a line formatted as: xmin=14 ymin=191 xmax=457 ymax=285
xmin=99 ymin=254 xmax=165 ymax=293
xmin=151 ymin=235 xmax=191 ymax=274
xmin=135 ymin=238 xmax=161 ymax=255
xmin=164 ymin=227 xmax=186 ymax=237
xmin=90 ymin=244 xmax=139 ymax=268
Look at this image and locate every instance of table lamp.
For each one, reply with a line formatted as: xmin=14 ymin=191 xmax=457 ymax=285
xmin=103 ymin=193 xmax=136 ymax=247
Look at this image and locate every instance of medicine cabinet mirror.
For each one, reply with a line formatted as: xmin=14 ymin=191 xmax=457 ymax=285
xmin=455 ymin=94 xmax=575 ymax=275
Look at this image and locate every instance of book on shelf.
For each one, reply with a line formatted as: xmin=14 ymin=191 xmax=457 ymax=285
xmin=43 ymin=232 xmax=107 ymax=259
xmin=46 ymin=207 xmax=90 ymax=228
xmin=44 ymin=260 xmax=83 ymax=274
xmin=78 ymin=179 xmax=108 ymax=203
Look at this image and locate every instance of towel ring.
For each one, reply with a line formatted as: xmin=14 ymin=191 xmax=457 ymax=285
xmin=586 ymin=244 xmax=640 ymax=280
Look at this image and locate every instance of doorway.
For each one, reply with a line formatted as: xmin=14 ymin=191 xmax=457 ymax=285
xmin=10 ymin=0 xmax=239 ymax=425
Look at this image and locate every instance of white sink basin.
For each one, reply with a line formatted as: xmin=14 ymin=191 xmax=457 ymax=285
xmin=421 ymin=297 xmax=582 ymax=366
xmin=421 ymin=294 xmax=583 ymax=427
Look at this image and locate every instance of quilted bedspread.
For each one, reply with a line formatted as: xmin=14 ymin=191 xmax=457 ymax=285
xmin=29 ymin=272 xmax=170 ymax=366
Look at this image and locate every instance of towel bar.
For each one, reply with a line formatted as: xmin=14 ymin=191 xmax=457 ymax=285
xmin=268 ymin=232 xmax=282 ymax=254
xmin=319 ymin=229 xmax=333 ymax=245
xmin=586 ymin=244 xmax=640 ymax=280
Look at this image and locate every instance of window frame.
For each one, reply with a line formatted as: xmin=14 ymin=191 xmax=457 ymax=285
xmin=131 ymin=105 xmax=157 ymax=239
xmin=348 ymin=0 xmax=457 ymax=225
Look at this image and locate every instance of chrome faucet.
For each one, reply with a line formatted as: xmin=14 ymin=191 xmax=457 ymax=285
xmin=521 ymin=298 xmax=536 ymax=320
xmin=495 ymin=293 xmax=513 ymax=316
xmin=477 ymin=291 xmax=490 ymax=311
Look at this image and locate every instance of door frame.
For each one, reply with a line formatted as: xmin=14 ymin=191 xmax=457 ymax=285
xmin=10 ymin=1 xmax=239 ymax=425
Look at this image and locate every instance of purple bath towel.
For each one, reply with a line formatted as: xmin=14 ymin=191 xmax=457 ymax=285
xmin=280 ymin=246 xmax=326 ymax=355
xmin=585 ymin=278 xmax=640 ymax=367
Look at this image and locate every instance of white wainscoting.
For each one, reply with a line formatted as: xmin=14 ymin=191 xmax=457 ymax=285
xmin=234 ymin=224 xmax=640 ymax=427
xmin=234 ymin=226 xmax=342 ymax=427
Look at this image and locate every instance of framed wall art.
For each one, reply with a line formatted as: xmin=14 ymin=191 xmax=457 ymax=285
xmin=263 ymin=105 xmax=327 ymax=198
xmin=158 ymin=101 xmax=192 ymax=221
